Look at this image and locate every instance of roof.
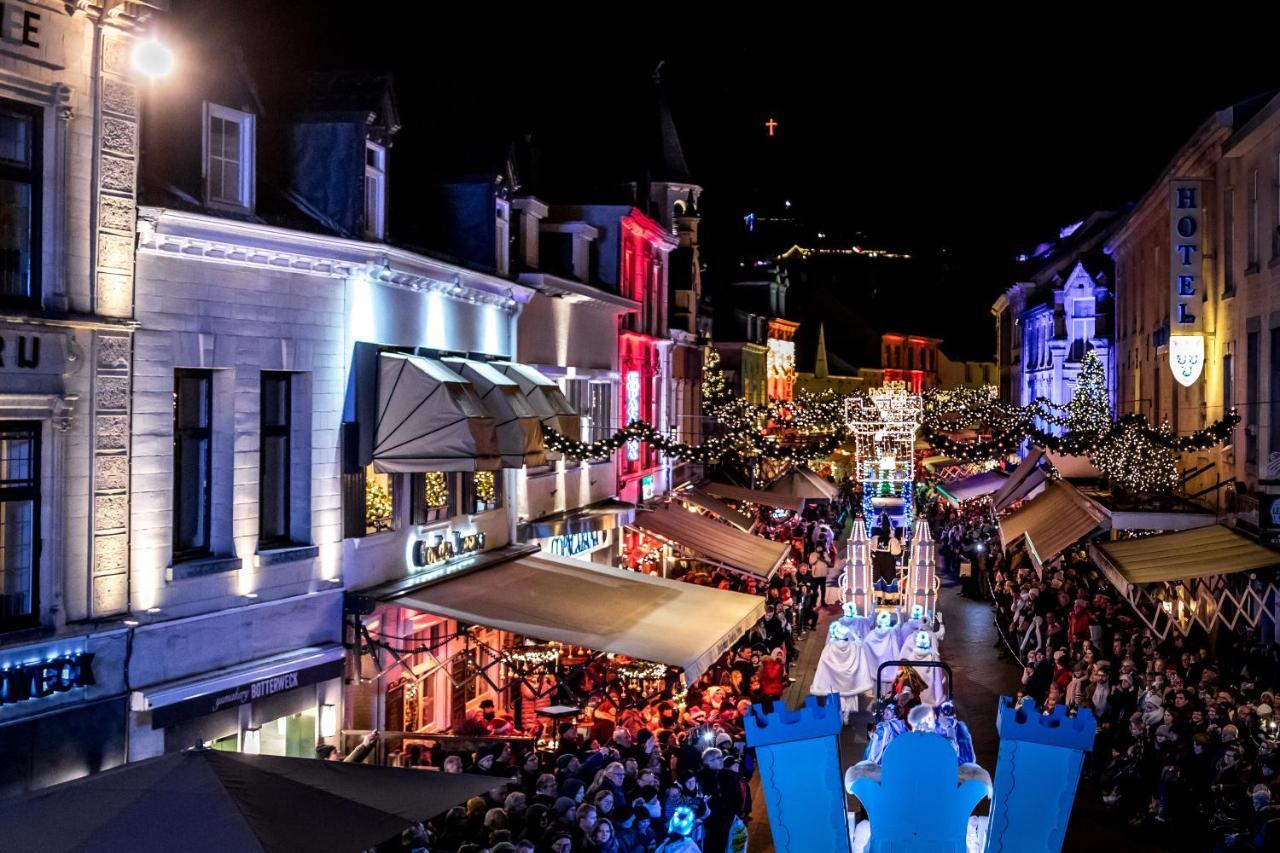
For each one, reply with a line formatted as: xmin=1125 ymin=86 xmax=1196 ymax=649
xmin=998 ymin=480 xmax=1106 ymax=569
xmin=1094 ymin=525 xmax=1280 ymax=586
xmin=648 ymin=71 xmax=692 ymax=184
xmin=294 ymin=71 xmax=401 ymax=135
xmin=630 ymin=504 xmax=791 ymax=579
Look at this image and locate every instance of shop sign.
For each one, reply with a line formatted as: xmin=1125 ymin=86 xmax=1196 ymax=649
xmin=1169 ymin=179 xmax=1204 ymax=387
xmin=0 ymin=3 xmax=66 ymax=69
xmin=150 ymin=658 xmax=343 ymax=729
xmin=641 ymin=474 xmax=655 ymax=501
xmin=547 ymin=529 xmax=608 ymax=558
xmin=410 ymin=529 xmax=486 ymax=570
xmin=1261 ymin=495 xmax=1280 ymax=547
xmin=0 ymin=651 xmax=94 ymax=705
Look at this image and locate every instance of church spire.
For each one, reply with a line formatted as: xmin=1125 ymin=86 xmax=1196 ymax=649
xmin=815 ymin=323 xmax=830 ymax=378
xmin=649 ymin=61 xmax=692 ymax=184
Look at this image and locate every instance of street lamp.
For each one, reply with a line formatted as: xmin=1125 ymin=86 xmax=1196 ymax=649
xmin=131 ymin=37 xmax=174 ymax=80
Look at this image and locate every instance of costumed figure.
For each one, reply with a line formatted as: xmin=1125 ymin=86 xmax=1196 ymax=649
xmin=897 ymin=629 xmax=946 ymax=705
xmin=870 ymin=527 xmax=901 ymax=586
xmin=862 ymin=609 xmax=902 ymax=694
xmin=862 ymin=701 xmax=909 ymax=765
xmin=654 ymin=805 xmax=701 ymax=853
xmin=838 ymin=600 xmax=873 ymax=640
xmin=897 ymin=605 xmax=945 ymax=649
xmin=809 ymin=620 xmax=875 ymax=722
xmin=934 ymin=700 xmax=975 ymax=765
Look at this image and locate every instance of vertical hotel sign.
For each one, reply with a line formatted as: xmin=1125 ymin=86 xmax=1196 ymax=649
xmin=1169 ymin=179 xmax=1205 ymax=387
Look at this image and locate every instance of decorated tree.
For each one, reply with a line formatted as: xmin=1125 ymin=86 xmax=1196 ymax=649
xmin=1065 ymin=350 xmax=1111 ymax=442
xmin=702 ymin=347 xmax=733 ymax=414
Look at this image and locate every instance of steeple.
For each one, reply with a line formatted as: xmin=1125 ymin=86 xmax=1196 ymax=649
xmin=815 ymin=323 xmax=830 ymax=378
xmin=650 ymin=61 xmax=692 ymax=185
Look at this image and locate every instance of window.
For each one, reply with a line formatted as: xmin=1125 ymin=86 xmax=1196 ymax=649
xmin=464 ymin=471 xmax=503 ymax=514
xmin=1249 ymin=169 xmax=1260 ymax=269
xmin=412 ymin=472 xmax=452 ymax=524
xmin=174 ymin=370 xmax=213 ymax=560
xmin=0 ymin=424 xmax=38 ymax=630
xmin=0 ymin=101 xmax=39 ymax=305
xmin=589 ymin=381 xmax=614 ymax=442
xmin=1248 ymin=329 xmax=1260 ymax=464
xmin=1224 ymin=188 xmax=1236 ymax=294
xmin=495 ymin=199 xmax=510 ymax=276
xmin=1223 ymin=353 xmax=1234 ymax=417
xmin=259 ymin=372 xmax=291 ymax=548
xmin=364 ymin=141 xmax=386 ymax=240
xmin=365 ymin=465 xmax=396 ymax=535
xmin=203 ymin=103 xmax=255 ymax=210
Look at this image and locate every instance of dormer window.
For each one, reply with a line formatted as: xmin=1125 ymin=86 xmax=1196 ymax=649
xmin=364 ymin=141 xmax=386 ymax=240
xmin=203 ymin=103 xmax=255 ymax=212
xmin=495 ymin=199 xmax=510 ymax=276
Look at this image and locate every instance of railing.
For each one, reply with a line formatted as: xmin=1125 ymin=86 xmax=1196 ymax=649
xmin=340 ymin=729 xmax=536 ymax=767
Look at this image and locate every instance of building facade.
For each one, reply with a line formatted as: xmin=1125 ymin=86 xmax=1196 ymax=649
xmin=0 ymin=1 xmax=158 ymax=796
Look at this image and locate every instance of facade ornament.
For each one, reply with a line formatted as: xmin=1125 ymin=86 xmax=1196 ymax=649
xmin=53 ymin=395 xmax=78 ymax=432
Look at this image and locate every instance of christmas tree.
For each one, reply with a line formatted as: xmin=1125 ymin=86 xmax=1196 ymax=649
xmin=702 ymin=347 xmax=734 ymax=417
xmin=1065 ymin=349 xmax=1111 ymax=441
xmin=1092 ymin=420 xmax=1178 ymax=495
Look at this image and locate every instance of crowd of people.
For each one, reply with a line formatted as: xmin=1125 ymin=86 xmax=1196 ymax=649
xmin=935 ymin=497 xmax=1280 ymax=851
xmin=372 ymin=489 xmax=854 ymax=853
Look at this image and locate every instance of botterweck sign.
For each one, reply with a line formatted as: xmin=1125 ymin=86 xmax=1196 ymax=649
xmin=147 ymin=657 xmax=342 ymax=729
xmin=1169 ymin=179 xmax=1204 ymax=387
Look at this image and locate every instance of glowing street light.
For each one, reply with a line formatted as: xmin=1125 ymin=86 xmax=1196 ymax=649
xmin=131 ymin=37 xmax=174 ymax=80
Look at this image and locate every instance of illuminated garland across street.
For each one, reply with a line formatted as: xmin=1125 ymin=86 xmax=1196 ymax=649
xmin=920 ymin=352 xmax=1237 ymax=494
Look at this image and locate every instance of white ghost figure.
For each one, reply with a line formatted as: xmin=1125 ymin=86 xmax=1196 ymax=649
xmin=906 ymin=703 xmax=936 ymax=732
xmin=862 ymin=610 xmax=902 ymax=693
xmin=811 ymin=620 xmax=875 ymax=722
xmin=839 ymin=600 xmax=873 ymax=640
xmin=897 ymin=629 xmax=945 ymax=704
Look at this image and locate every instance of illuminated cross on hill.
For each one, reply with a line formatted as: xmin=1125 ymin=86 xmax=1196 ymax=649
xmin=765 ymin=117 xmax=778 ymax=137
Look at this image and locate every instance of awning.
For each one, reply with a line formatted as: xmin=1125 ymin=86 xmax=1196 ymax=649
xmin=629 ymin=503 xmax=791 ymax=579
xmin=130 ymin=645 xmax=345 ymax=729
xmin=676 ymin=488 xmax=754 ymax=532
xmin=766 ymin=468 xmax=839 ymax=501
xmin=519 ymin=499 xmax=636 ymax=540
xmin=390 ymin=552 xmax=765 ymax=683
xmin=494 ymin=361 xmax=582 ymax=439
xmin=702 ymin=481 xmax=805 ymax=513
xmin=1044 ymin=448 xmax=1102 ymax=479
xmin=1094 ymin=525 xmax=1280 ymax=587
xmin=443 ymin=357 xmax=544 ymax=468
xmin=992 ymin=448 xmax=1046 ymax=512
xmin=373 ymin=353 xmax=500 ymax=472
xmin=937 ymin=470 xmax=1006 ymax=504
xmin=998 ymin=480 xmax=1105 ymax=569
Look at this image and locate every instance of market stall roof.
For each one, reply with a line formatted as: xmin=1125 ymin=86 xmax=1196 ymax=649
xmin=701 ymin=481 xmax=805 ymax=513
xmin=443 ymin=357 xmax=544 ymax=468
xmin=1094 ymin=525 xmax=1280 ymax=587
xmin=677 ymin=488 xmax=754 ymax=532
xmin=1044 ymin=449 xmax=1102 ymax=479
xmin=629 ymin=503 xmax=790 ymax=579
xmin=390 ymin=552 xmax=764 ymax=683
xmin=373 ymin=353 xmax=501 ymax=472
xmin=493 ymin=361 xmax=582 ymax=439
xmin=0 ymin=748 xmax=498 ymax=853
xmin=518 ymin=499 xmax=636 ymax=540
xmin=937 ymin=470 xmax=1007 ymax=504
xmin=765 ymin=468 xmax=839 ymax=501
xmin=998 ymin=480 xmax=1106 ymax=569
xmin=991 ymin=448 xmax=1047 ymax=512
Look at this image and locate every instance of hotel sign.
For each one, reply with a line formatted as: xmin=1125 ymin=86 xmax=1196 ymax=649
xmin=1169 ymin=179 xmax=1204 ymax=387
xmin=0 ymin=3 xmax=67 ymax=69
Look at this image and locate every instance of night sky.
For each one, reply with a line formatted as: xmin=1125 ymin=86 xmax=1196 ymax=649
xmin=169 ymin=3 xmax=1278 ymax=360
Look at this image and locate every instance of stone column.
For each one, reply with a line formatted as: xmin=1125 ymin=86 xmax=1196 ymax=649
xmin=985 ymin=696 xmax=1097 ymax=853
xmin=743 ymin=695 xmax=849 ymax=853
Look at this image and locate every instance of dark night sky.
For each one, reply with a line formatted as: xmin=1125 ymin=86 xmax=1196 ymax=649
xmin=168 ymin=3 xmax=1279 ymax=359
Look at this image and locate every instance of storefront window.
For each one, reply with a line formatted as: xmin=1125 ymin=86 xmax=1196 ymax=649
xmin=413 ymin=471 xmax=451 ymax=523
xmin=258 ymin=710 xmax=316 ymax=757
xmin=465 ymin=470 xmax=502 ymax=514
xmin=0 ymin=423 xmax=38 ymax=630
xmin=365 ymin=465 xmax=395 ymax=534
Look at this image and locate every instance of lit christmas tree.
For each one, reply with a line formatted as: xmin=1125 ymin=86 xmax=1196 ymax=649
xmin=1092 ymin=420 xmax=1178 ymax=495
xmin=1066 ymin=349 xmax=1111 ymax=441
xmin=702 ymin=347 xmax=732 ymax=414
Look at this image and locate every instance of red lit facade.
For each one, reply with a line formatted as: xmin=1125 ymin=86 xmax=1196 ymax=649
xmin=881 ymin=333 xmax=942 ymax=393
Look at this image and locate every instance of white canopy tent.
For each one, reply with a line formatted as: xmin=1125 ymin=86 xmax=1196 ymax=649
xmin=372 ymin=353 xmax=501 ymax=472
xmin=443 ymin=357 xmax=544 ymax=468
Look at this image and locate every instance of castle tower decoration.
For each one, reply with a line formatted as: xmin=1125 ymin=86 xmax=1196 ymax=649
xmin=744 ymin=695 xmax=850 ymax=853
xmin=985 ymin=697 xmax=1097 ymax=853
xmin=844 ymin=517 xmax=872 ymax=614
xmin=905 ymin=519 xmax=937 ymax=617
xmin=845 ymin=384 xmax=923 ymax=537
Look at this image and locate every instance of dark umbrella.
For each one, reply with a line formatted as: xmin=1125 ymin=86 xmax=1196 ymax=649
xmin=0 ymin=748 xmax=501 ymax=852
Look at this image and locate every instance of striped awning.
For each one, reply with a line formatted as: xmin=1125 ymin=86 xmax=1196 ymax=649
xmin=701 ymin=482 xmax=804 ymax=513
xmin=992 ymin=448 xmax=1047 ymax=512
xmin=630 ymin=504 xmax=791 ymax=579
xmin=998 ymin=480 xmax=1105 ymax=569
xmin=676 ymin=488 xmax=754 ymax=532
